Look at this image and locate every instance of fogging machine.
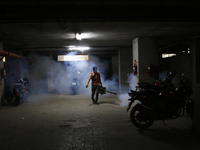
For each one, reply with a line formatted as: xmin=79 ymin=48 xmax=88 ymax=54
xmin=98 ymin=86 xmax=117 ymax=95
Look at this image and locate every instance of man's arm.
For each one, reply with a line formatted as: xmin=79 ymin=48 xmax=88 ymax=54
xmin=86 ymin=73 xmax=92 ymax=88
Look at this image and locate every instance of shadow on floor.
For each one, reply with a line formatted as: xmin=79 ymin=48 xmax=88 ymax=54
xmin=136 ymin=126 xmax=200 ymax=149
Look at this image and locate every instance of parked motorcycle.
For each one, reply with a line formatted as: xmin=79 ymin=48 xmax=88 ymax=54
xmin=137 ymin=70 xmax=176 ymax=94
xmin=126 ymin=72 xmax=193 ymax=129
xmin=13 ymin=77 xmax=30 ymax=106
xmin=1 ymin=75 xmax=30 ymax=106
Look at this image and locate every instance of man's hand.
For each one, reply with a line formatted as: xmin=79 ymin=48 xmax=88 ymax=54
xmin=86 ymin=85 xmax=88 ymax=88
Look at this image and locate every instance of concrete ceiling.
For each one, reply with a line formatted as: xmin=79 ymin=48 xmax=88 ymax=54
xmin=1 ymin=0 xmax=200 ymax=55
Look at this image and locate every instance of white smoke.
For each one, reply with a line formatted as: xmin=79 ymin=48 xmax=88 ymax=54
xmin=28 ymin=52 xmax=119 ymax=96
xmin=118 ymin=73 xmax=138 ymax=106
xmin=27 ymin=52 xmax=138 ymax=106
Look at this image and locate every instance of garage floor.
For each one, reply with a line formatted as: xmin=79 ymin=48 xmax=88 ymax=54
xmin=0 ymin=94 xmax=199 ymax=150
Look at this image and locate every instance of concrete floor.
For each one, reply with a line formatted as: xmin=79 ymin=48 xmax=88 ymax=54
xmin=0 ymin=94 xmax=199 ymax=150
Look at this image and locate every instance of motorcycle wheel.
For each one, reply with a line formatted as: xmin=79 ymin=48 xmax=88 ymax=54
xmin=130 ymin=105 xmax=154 ymax=129
xmin=2 ymin=91 xmax=14 ymax=105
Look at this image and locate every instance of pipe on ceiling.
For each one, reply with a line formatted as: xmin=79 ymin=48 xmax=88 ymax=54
xmin=0 ymin=50 xmax=30 ymax=60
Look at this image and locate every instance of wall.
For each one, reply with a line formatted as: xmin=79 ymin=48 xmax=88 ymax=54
xmin=160 ymin=53 xmax=194 ymax=91
xmin=193 ymin=38 xmax=200 ymax=138
xmin=133 ymin=37 xmax=159 ymax=84
xmin=112 ymin=55 xmax=118 ymax=77
xmin=118 ymin=47 xmax=133 ymax=91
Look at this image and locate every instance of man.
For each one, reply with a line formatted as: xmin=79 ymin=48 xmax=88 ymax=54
xmin=86 ymin=66 xmax=102 ymax=104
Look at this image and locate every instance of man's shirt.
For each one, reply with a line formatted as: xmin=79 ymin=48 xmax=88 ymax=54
xmin=86 ymin=71 xmax=102 ymax=86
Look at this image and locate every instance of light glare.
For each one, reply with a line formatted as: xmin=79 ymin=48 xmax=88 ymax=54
xmin=76 ymin=33 xmax=82 ymax=40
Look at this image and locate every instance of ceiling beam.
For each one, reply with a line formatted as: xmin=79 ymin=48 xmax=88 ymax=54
xmin=1 ymin=2 xmax=200 ymax=23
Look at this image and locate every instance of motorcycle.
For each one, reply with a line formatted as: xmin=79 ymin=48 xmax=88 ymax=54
xmin=13 ymin=77 xmax=30 ymax=106
xmin=1 ymin=75 xmax=30 ymax=106
xmin=126 ymin=72 xmax=194 ymax=129
xmin=137 ymin=70 xmax=176 ymax=94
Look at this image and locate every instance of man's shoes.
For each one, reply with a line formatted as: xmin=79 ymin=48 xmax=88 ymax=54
xmin=93 ymin=101 xmax=99 ymax=105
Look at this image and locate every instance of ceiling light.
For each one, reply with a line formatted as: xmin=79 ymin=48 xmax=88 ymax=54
xmin=68 ymin=46 xmax=90 ymax=51
xmin=76 ymin=33 xmax=82 ymax=40
xmin=162 ymin=53 xmax=176 ymax=58
xmin=57 ymin=55 xmax=89 ymax=61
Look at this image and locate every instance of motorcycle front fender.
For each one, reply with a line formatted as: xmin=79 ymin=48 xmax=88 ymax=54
xmin=127 ymin=99 xmax=142 ymax=113
xmin=127 ymin=95 xmax=138 ymax=112
xmin=126 ymin=101 xmax=133 ymax=113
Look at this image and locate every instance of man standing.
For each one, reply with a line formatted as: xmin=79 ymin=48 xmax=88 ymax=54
xmin=86 ymin=66 xmax=102 ymax=104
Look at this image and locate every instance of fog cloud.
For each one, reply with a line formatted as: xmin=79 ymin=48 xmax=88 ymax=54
xmin=27 ymin=52 xmax=138 ymax=107
xmin=28 ymin=52 xmax=119 ymax=96
xmin=117 ymin=73 xmax=138 ymax=106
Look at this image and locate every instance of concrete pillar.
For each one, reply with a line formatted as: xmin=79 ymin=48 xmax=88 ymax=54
xmin=118 ymin=48 xmax=121 ymax=91
xmin=133 ymin=38 xmax=139 ymax=87
xmin=0 ymin=42 xmax=4 ymax=105
xmin=118 ymin=47 xmax=133 ymax=91
xmin=111 ymin=55 xmax=118 ymax=77
xmin=192 ymin=38 xmax=200 ymax=138
xmin=133 ymin=37 xmax=159 ymax=84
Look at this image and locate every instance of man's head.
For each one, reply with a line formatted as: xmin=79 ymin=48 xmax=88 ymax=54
xmin=93 ymin=66 xmax=98 ymax=72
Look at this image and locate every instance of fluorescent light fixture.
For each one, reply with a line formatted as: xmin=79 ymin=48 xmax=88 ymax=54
xmin=58 ymin=55 xmax=89 ymax=61
xmin=188 ymin=48 xmax=190 ymax=52
xmin=76 ymin=33 xmax=82 ymax=40
xmin=162 ymin=53 xmax=176 ymax=58
xmin=78 ymin=33 xmax=99 ymax=39
xmin=68 ymin=46 xmax=90 ymax=51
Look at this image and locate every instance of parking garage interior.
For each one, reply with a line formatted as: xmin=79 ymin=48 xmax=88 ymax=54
xmin=0 ymin=1 xmax=200 ymax=150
